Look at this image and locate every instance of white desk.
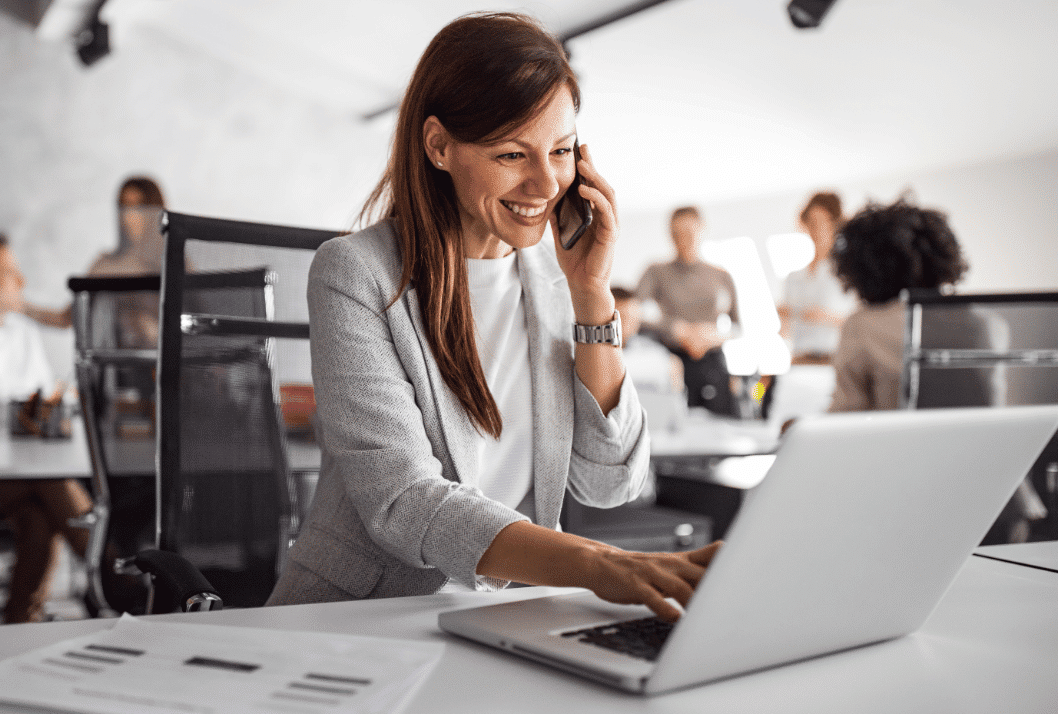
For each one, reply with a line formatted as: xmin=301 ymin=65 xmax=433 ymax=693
xmin=0 ymin=415 xmax=93 ymax=480
xmin=975 ymin=540 xmax=1058 ymax=572
xmin=649 ymin=408 xmax=780 ymax=459
xmin=2 ymin=545 xmax=1056 ymax=713
xmin=0 ymin=415 xmax=321 ymax=481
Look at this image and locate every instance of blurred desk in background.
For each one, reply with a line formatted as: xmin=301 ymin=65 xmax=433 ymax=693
xmin=1 ymin=414 xmax=320 ymax=481
xmin=650 ymin=408 xmax=780 ymax=539
xmin=0 ymin=414 xmax=92 ymax=481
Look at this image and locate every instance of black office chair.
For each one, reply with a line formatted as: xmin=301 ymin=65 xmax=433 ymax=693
xmin=136 ymin=211 xmax=336 ymax=611
xmin=901 ymin=289 xmax=1058 ymax=543
xmin=70 ymin=269 xmax=300 ymax=614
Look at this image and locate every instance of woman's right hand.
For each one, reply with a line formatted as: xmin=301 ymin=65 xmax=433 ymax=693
xmin=478 ymin=521 xmax=723 ymax=621
xmin=578 ymin=541 xmax=723 ymax=621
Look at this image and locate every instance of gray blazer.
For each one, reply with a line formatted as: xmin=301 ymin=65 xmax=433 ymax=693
xmin=267 ymin=221 xmax=650 ymax=605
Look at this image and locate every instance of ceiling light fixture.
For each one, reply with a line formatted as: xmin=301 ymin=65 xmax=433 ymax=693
xmin=787 ymin=0 xmax=839 ymax=29
xmin=75 ymin=2 xmax=109 ymax=67
xmin=359 ymin=0 xmax=680 ymax=122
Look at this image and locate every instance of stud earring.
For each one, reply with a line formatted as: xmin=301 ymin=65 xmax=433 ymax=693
xmin=436 ymin=161 xmax=443 ymax=167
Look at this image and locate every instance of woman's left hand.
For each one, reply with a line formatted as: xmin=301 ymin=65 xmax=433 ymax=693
xmin=551 ymin=143 xmax=619 ymax=325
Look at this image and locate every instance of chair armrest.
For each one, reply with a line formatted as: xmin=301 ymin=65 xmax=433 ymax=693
xmin=118 ymin=549 xmax=224 ymax=613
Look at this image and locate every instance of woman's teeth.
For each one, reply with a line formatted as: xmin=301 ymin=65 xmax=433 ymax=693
xmin=501 ymin=200 xmax=545 ymax=218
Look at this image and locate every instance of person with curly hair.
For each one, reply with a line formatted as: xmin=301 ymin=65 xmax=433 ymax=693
xmin=827 ymin=197 xmax=1047 ymax=544
xmin=827 ymin=197 xmax=969 ymax=412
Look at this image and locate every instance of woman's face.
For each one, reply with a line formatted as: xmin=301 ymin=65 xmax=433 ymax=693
xmin=671 ymin=214 xmax=702 ymax=263
xmin=119 ymin=185 xmax=149 ymax=244
xmin=803 ymin=205 xmax=838 ymax=257
xmin=433 ymin=86 xmax=578 ymax=259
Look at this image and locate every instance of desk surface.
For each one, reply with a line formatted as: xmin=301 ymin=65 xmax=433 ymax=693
xmin=2 ymin=545 xmax=1056 ymax=713
xmin=649 ymin=410 xmax=779 ymax=458
xmin=975 ymin=540 xmax=1058 ymax=572
xmin=1 ymin=415 xmax=321 ymax=480
xmin=0 ymin=414 xmax=93 ymax=480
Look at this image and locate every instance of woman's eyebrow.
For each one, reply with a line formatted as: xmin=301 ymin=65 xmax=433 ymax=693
xmin=501 ymin=132 xmax=577 ymax=149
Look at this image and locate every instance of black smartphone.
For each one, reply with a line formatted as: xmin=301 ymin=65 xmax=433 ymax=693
xmin=556 ymin=141 xmax=593 ymax=250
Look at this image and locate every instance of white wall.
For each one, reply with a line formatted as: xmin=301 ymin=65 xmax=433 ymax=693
xmin=0 ymin=14 xmax=390 ymax=381
xmin=613 ymin=148 xmax=1058 ymax=299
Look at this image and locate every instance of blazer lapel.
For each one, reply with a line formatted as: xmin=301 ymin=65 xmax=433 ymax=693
xmin=518 ymin=245 xmax=575 ymax=529
xmin=401 ymin=287 xmax=480 ymax=487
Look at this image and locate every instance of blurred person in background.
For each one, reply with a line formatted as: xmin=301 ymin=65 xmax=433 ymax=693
xmin=828 ymin=197 xmax=1043 ymax=543
xmin=828 ymin=197 xmax=968 ymax=412
xmin=636 ymin=206 xmax=740 ymax=416
xmin=0 ymin=232 xmax=94 ymax=624
xmin=21 ymin=176 xmax=166 ymax=348
xmin=777 ymin=191 xmax=857 ymax=365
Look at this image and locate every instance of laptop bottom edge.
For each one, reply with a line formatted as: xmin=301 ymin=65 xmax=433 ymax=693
xmin=444 ymin=630 xmax=651 ymax=694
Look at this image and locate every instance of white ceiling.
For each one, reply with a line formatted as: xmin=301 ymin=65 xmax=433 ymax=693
xmin=96 ymin=0 xmax=1058 ymax=211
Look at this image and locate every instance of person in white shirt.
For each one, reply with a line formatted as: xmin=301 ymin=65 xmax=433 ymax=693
xmin=0 ymin=234 xmax=94 ymax=623
xmin=267 ymin=13 xmax=721 ymax=622
xmin=778 ymin=191 xmax=857 ymax=364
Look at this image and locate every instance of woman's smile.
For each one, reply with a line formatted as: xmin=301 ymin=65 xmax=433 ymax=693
xmin=499 ymin=199 xmax=548 ymax=219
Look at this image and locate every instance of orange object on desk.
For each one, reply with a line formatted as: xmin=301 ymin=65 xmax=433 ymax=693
xmin=279 ymin=383 xmax=316 ymax=437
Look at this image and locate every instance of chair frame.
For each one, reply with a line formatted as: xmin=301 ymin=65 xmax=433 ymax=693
xmin=69 ymin=274 xmax=162 ymax=616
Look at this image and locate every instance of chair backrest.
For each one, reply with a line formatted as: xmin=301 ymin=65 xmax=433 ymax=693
xmin=69 ymin=274 xmax=161 ymax=480
xmin=901 ymin=290 xmax=1058 ymax=410
xmin=901 ymin=289 xmax=1058 ymax=542
xmin=158 ymin=211 xmax=336 ymax=607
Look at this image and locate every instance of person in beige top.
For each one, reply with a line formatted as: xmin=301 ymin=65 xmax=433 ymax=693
xmin=827 ymin=197 xmax=969 ymax=412
xmin=22 ymin=176 xmax=166 ymax=348
xmin=828 ymin=197 xmax=1046 ymax=543
xmin=636 ymin=207 xmax=741 ymax=415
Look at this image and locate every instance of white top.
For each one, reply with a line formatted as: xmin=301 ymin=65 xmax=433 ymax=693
xmin=0 ymin=311 xmax=54 ymax=402
xmin=781 ymin=258 xmax=857 ymax=356
xmin=467 ymin=252 xmax=533 ymax=512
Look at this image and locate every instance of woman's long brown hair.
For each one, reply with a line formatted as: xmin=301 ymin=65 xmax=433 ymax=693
xmin=360 ymin=12 xmax=580 ymax=439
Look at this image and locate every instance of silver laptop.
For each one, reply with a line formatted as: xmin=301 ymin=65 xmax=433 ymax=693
xmin=439 ymin=405 xmax=1058 ymax=695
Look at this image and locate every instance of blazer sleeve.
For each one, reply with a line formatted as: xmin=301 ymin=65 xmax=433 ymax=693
xmin=565 ymin=369 xmax=651 ymax=509
xmin=308 ymin=238 xmax=527 ymax=589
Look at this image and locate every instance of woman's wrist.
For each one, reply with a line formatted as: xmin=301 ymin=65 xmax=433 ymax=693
xmin=571 ymin=289 xmax=616 ymax=326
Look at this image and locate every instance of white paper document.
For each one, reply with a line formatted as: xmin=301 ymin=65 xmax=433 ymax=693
xmin=0 ymin=614 xmax=443 ymax=714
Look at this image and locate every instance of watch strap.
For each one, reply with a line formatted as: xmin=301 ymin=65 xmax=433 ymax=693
xmin=572 ymin=311 xmax=622 ymax=347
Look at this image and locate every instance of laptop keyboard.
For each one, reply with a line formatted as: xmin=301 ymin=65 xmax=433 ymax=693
xmin=561 ymin=616 xmax=674 ymax=662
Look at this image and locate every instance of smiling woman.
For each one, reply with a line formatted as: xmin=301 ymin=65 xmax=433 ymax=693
xmin=266 ymin=12 xmax=722 ymax=621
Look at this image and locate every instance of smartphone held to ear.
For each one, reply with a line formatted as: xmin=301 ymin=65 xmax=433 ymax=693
xmin=556 ymin=142 xmax=593 ymax=250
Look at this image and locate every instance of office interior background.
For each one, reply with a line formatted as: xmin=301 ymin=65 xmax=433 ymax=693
xmin=1 ymin=0 xmax=1057 ymax=383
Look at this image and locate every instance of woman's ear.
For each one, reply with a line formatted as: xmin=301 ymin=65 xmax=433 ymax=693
xmin=423 ymin=116 xmax=450 ymax=170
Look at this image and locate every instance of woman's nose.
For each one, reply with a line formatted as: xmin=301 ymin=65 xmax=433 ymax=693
xmin=526 ymin=158 xmax=561 ymax=199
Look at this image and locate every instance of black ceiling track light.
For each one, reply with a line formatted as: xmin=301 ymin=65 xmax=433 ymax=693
xmin=76 ymin=2 xmax=110 ymax=67
xmin=787 ymin=0 xmax=839 ymax=29
xmin=360 ymin=0 xmax=682 ymax=122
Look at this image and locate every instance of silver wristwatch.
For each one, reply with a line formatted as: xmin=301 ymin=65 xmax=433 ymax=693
xmin=572 ymin=310 xmax=622 ymax=347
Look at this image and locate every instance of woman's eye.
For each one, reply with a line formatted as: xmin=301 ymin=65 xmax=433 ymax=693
xmin=497 ymin=152 xmax=523 ymax=160
xmin=554 ymin=147 xmax=573 ymax=156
